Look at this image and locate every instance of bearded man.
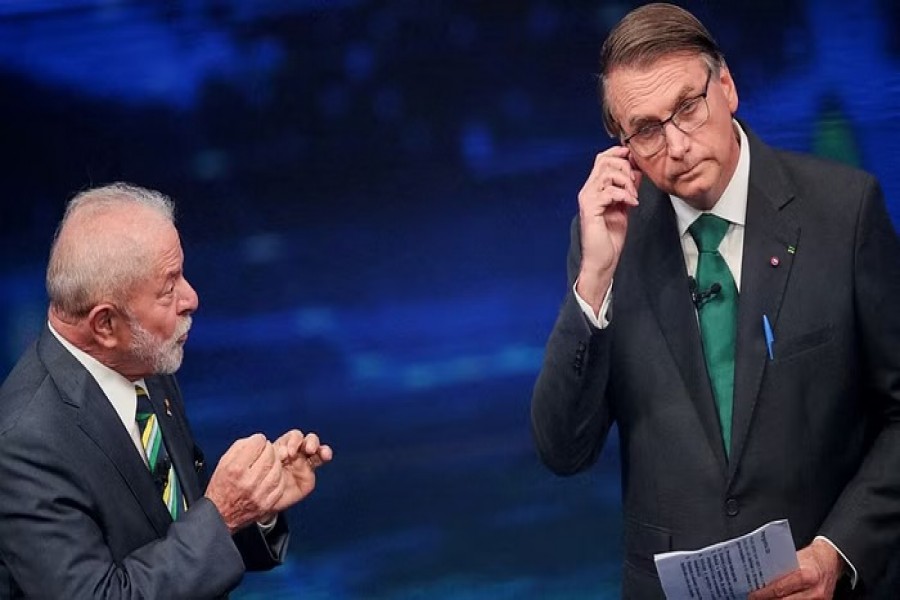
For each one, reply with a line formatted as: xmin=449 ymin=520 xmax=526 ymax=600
xmin=0 ymin=183 xmax=332 ymax=599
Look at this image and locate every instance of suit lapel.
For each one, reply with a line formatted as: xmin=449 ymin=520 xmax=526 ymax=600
xmin=638 ymin=187 xmax=729 ymax=475
xmin=75 ymin=392 xmax=175 ymax=534
xmin=728 ymin=131 xmax=800 ymax=478
xmin=144 ymin=377 xmax=202 ymax=504
xmin=37 ymin=329 xmax=174 ymax=535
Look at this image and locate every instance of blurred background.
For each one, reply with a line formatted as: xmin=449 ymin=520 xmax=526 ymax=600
xmin=1 ymin=0 xmax=898 ymax=598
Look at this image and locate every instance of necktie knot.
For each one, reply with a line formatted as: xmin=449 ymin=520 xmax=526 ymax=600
xmin=135 ymin=385 xmax=153 ymax=429
xmin=689 ymin=213 xmax=730 ymax=253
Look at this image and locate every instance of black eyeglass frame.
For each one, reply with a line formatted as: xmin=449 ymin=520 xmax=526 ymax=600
xmin=620 ymin=68 xmax=714 ymax=157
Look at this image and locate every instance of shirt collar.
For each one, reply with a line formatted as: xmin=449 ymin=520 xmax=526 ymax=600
xmin=47 ymin=321 xmax=146 ymax=429
xmin=670 ymin=119 xmax=750 ymax=237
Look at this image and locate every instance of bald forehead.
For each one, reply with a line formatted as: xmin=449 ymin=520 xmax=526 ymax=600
xmin=63 ymin=201 xmax=169 ymax=240
xmin=53 ymin=204 xmax=177 ymax=284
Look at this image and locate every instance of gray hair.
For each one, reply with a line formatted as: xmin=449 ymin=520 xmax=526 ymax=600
xmin=46 ymin=183 xmax=176 ymax=318
xmin=598 ymin=3 xmax=725 ymax=136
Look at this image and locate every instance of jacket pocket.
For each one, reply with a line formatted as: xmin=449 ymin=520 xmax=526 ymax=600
xmin=774 ymin=325 xmax=833 ymax=361
xmin=623 ymin=517 xmax=673 ymax=575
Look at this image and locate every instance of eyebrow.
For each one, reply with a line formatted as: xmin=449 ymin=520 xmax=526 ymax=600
xmin=157 ymin=267 xmax=182 ymax=290
xmin=627 ymin=82 xmax=701 ymax=130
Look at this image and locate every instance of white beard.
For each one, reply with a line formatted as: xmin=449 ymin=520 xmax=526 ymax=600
xmin=129 ymin=315 xmax=192 ymax=374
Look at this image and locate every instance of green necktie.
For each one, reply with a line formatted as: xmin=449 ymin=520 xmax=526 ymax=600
xmin=136 ymin=385 xmax=186 ymax=519
xmin=689 ymin=214 xmax=738 ymax=458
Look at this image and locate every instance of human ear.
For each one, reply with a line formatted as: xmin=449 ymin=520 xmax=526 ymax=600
xmin=718 ymin=63 xmax=739 ymax=115
xmin=87 ymin=303 xmax=127 ymax=350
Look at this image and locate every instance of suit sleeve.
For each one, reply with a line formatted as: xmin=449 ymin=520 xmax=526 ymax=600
xmin=531 ymin=216 xmax=616 ymax=475
xmin=0 ymin=424 xmax=246 ymax=600
xmin=817 ymin=178 xmax=900 ymax=586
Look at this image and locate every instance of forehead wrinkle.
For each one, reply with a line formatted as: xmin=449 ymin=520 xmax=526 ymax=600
xmin=647 ymin=86 xmax=697 ymax=123
xmin=623 ymin=80 xmax=695 ymax=129
xmin=608 ymin=57 xmax=708 ymax=131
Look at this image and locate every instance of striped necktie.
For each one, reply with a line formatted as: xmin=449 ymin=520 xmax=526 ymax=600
xmin=689 ymin=214 xmax=738 ymax=458
xmin=135 ymin=385 xmax=186 ymax=519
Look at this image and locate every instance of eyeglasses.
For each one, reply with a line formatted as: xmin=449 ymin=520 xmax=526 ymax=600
xmin=621 ymin=69 xmax=713 ymax=158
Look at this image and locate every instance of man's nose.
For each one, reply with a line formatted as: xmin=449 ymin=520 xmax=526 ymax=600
xmin=179 ymin=278 xmax=199 ymax=314
xmin=663 ymin=121 xmax=689 ymax=159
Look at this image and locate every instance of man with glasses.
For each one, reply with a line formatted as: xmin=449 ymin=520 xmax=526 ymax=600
xmin=531 ymin=3 xmax=900 ymax=599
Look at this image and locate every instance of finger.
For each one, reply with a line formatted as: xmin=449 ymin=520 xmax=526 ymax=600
xmin=275 ymin=429 xmax=304 ymax=448
xmin=255 ymin=454 xmax=284 ymax=496
xmin=582 ymin=164 xmax=638 ymax=204
xmin=748 ymin=588 xmax=775 ymax=600
xmin=317 ymin=444 xmax=333 ymax=463
xmin=225 ymin=433 xmax=268 ymax=470
xmin=306 ymin=444 xmax=333 ymax=469
xmin=749 ymin=585 xmax=780 ymax=600
xmin=588 ymin=148 xmax=629 ymax=187
xmin=286 ymin=430 xmax=305 ymax=454
xmin=583 ymin=188 xmax=639 ymax=219
xmin=766 ymin=571 xmax=808 ymax=598
xmin=590 ymin=148 xmax=632 ymax=179
xmin=597 ymin=145 xmax=631 ymax=161
xmin=301 ymin=433 xmax=321 ymax=456
xmin=274 ymin=443 xmax=288 ymax=463
xmin=749 ymin=577 xmax=791 ymax=600
xmin=601 ymin=169 xmax=639 ymax=200
xmin=249 ymin=441 xmax=277 ymax=473
xmin=258 ymin=462 xmax=287 ymax=512
xmin=275 ymin=430 xmax=305 ymax=460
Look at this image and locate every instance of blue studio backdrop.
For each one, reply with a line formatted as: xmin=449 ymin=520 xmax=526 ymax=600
xmin=1 ymin=1 xmax=898 ymax=598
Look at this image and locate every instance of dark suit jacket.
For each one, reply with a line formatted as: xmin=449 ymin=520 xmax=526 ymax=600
xmin=531 ymin=128 xmax=900 ymax=598
xmin=0 ymin=326 xmax=289 ymax=599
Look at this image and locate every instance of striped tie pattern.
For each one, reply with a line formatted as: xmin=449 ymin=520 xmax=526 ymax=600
xmin=135 ymin=385 xmax=186 ymax=519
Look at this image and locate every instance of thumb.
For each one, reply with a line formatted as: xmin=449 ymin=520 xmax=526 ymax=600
xmin=226 ymin=433 xmax=268 ymax=469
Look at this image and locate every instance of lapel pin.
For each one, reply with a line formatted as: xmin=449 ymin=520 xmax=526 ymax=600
xmin=770 ymin=256 xmax=780 ymax=267
xmin=163 ymin=398 xmax=173 ymax=417
xmin=787 ymin=245 xmax=796 ymax=255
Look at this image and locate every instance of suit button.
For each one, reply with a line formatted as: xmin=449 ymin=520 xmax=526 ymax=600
xmin=725 ymin=498 xmax=739 ymax=516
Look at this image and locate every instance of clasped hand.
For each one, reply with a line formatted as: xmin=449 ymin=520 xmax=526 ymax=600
xmin=205 ymin=430 xmax=333 ymax=533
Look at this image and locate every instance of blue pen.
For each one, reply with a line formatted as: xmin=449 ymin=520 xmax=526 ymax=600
xmin=762 ymin=315 xmax=775 ymax=360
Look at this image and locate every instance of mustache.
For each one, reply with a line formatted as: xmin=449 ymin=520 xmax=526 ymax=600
xmin=174 ymin=315 xmax=192 ymax=340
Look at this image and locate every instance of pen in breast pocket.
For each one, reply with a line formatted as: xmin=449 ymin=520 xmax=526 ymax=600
xmin=762 ymin=314 xmax=775 ymax=360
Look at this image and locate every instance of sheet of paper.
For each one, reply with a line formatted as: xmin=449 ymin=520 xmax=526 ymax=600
xmin=654 ymin=519 xmax=799 ymax=599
